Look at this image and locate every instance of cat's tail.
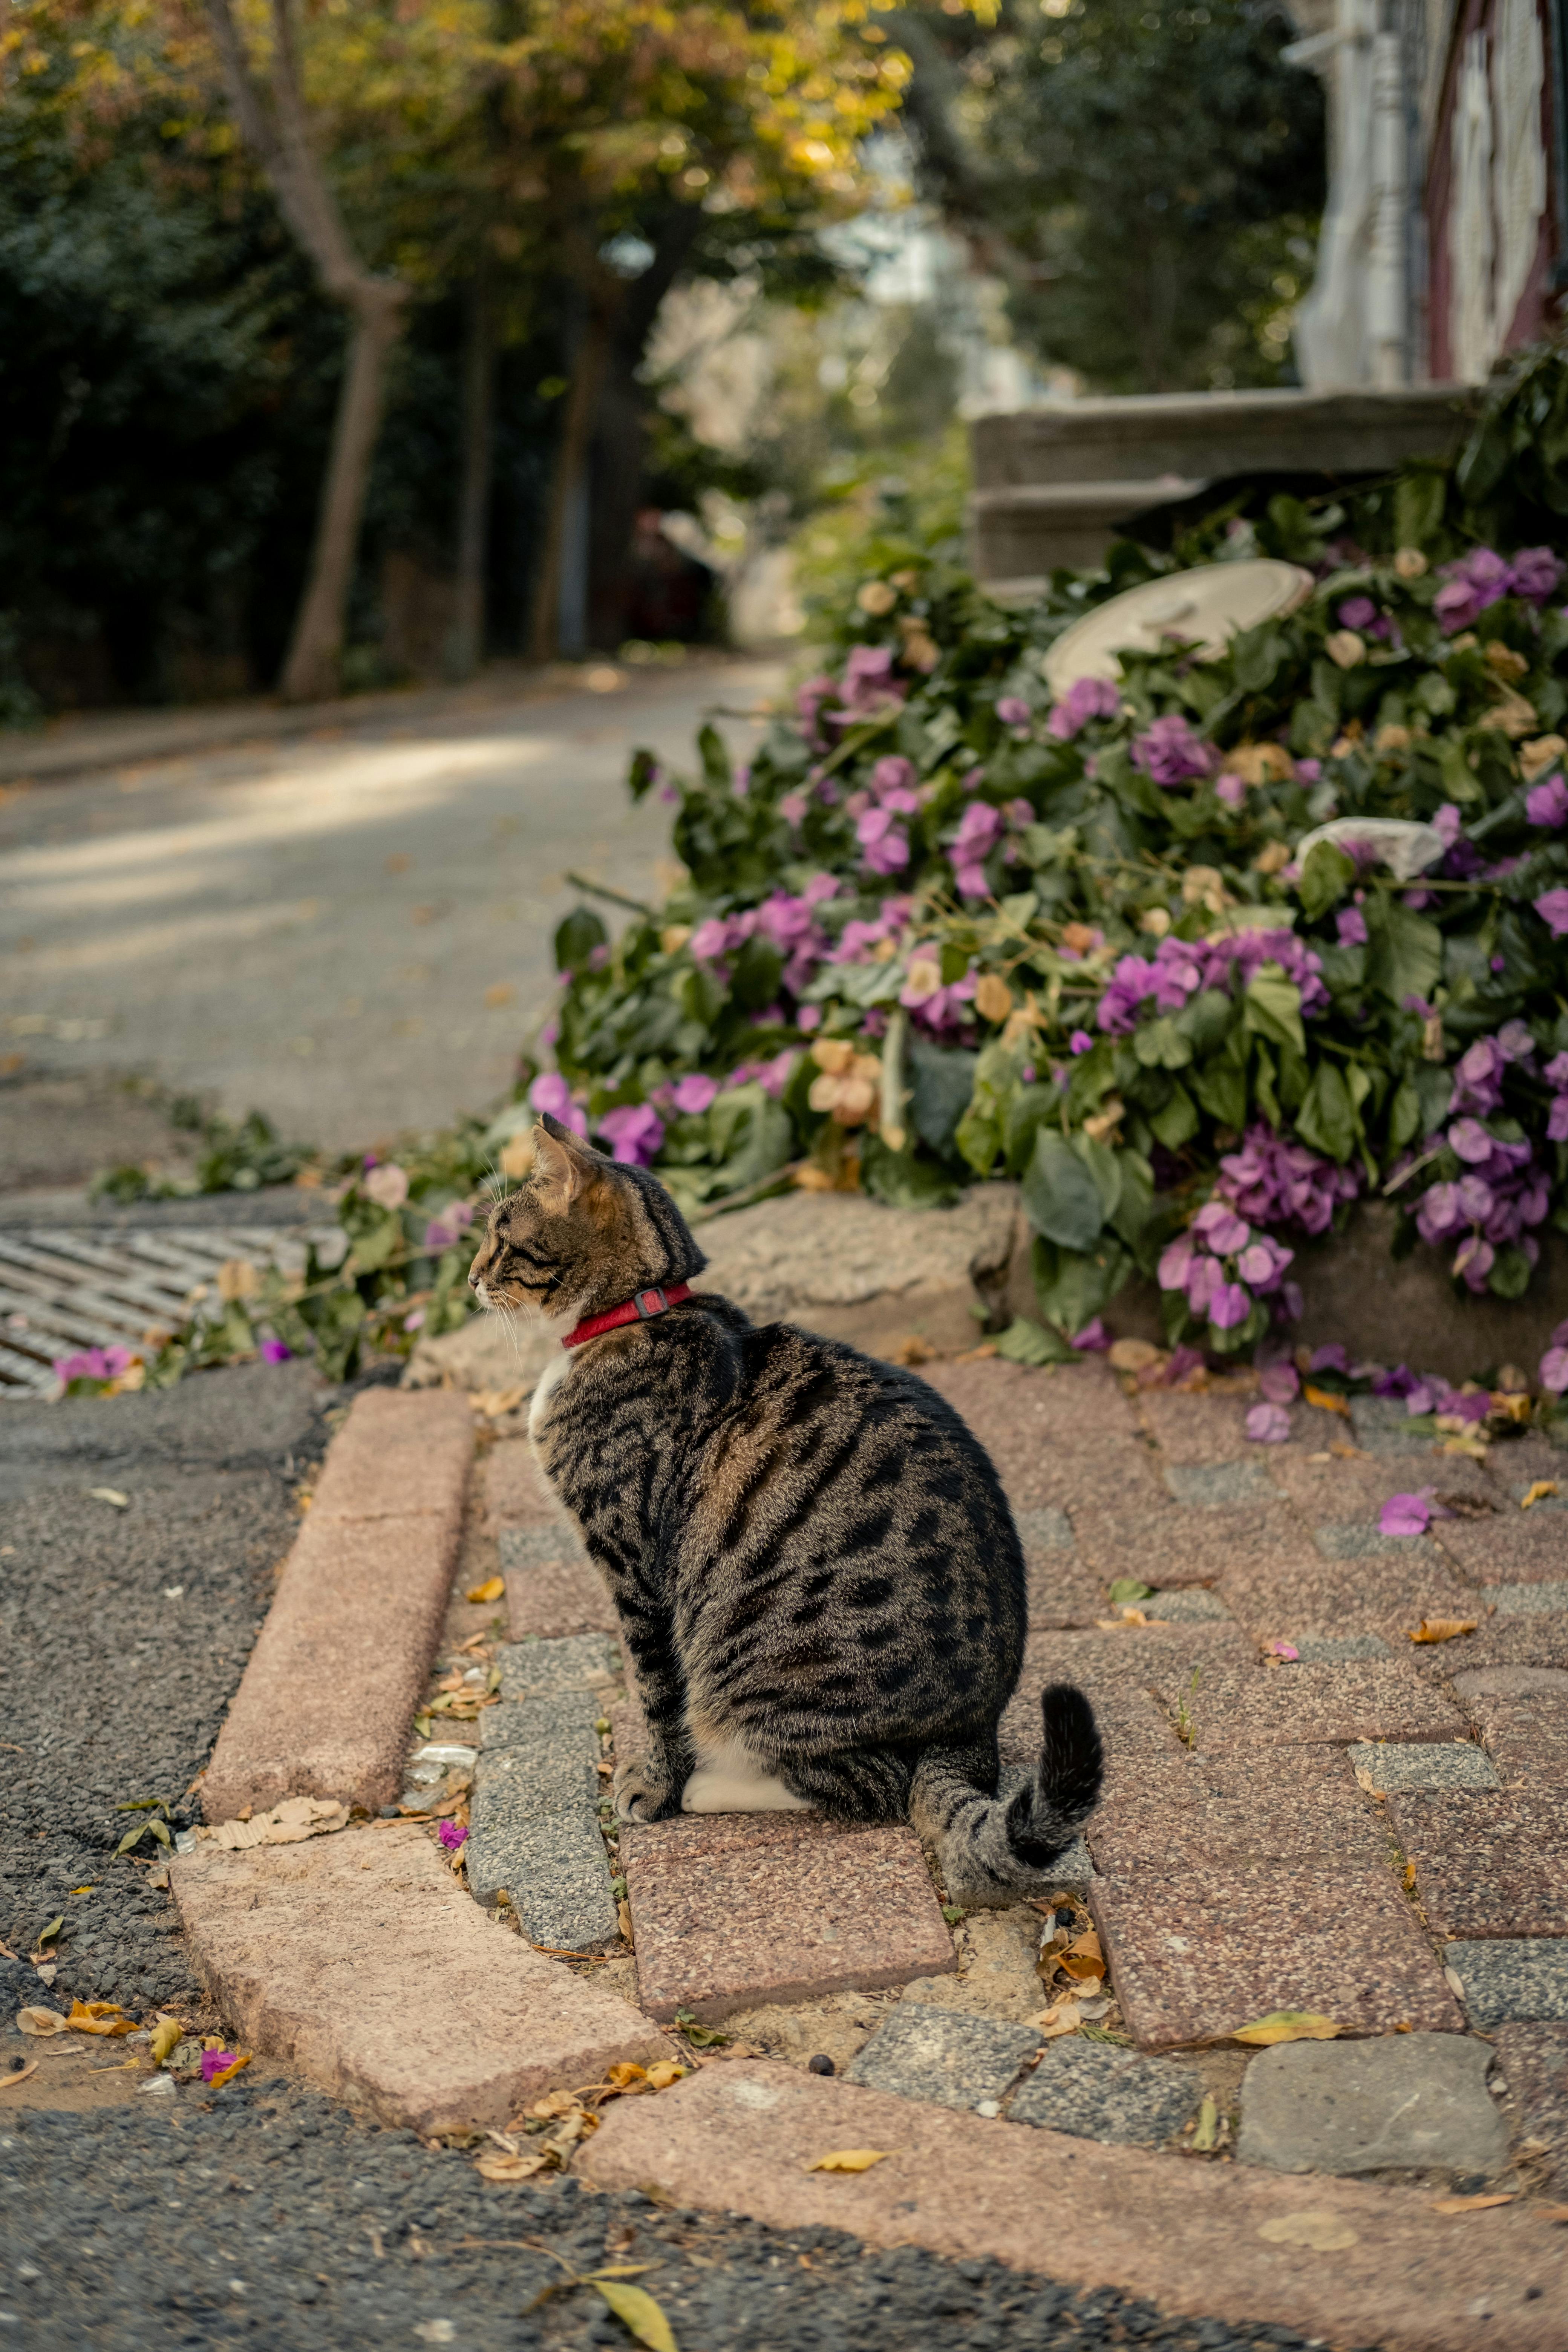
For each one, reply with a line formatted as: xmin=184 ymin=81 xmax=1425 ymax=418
xmin=911 ymin=1684 xmax=1103 ymax=1908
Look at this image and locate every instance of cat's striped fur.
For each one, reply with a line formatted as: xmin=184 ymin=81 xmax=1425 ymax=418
xmin=468 ymin=1112 xmax=1102 ymax=1902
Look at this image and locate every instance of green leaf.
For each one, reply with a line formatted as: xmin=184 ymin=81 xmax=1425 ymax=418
xmin=1020 ymin=1128 xmax=1105 ymax=1251
xmin=116 ymin=1825 xmax=148 ymax=1856
xmin=1147 ymin=1082 xmax=1198 ymax=1150
xmin=1294 ymin=1061 xmax=1355 ymax=1163
xmin=1107 ymin=1577 xmax=1153 ymax=1605
xmin=1387 ymin=1078 xmax=1421 ymax=1153
xmin=697 ymin=721 xmax=731 ymax=792
xmin=1133 ymin=1016 xmax=1193 ymax=1070
xmin=348 ymin=1216 xmax=403 ymax=1273
xmin=147 ymin=1817 xmax=171 ymax=1846
xmin=1032 ymin=1236 xmax=1133 ymax=1335
xmin=729 ymin=934 xmax=784 ymax=1012
xmin=1298 ymin=840 xmax=1357 ymax=922
xmin=1231 ymin=623 xmax=1282 ymax=695
xmin=1243 ymin=969 xmax=1306 ymax=1057
xmin=1174 ymin=989 xmax=1236 ymax=1056
xmin=37 ymin=1916 xmax=63 ymax=1946
xmin=1072 ymin=1133 xmax=1123 ymax=1222
xmin=626 ymin=747 xmax=660 ymax=802
xmin=591 ymin=2278 xmax=680 ymax=2352
xmin=554 ymin=905 xmax=608 ymax=975
xmin=1365 ymin=899 xmax=1443 ymax=1008
xmin=860 ymin=1133 xmax=960 ymax=1209
xmin=1191 ymin=1050 xmax=1247 ymax=1130
xmin=908 ymin=1039 xmax=978 ymax=1155
xmin=1488 ymin=1244 xmax=1533 ymax=1300
xmin=995 ymin=1315 xmax=1078 ymax=1367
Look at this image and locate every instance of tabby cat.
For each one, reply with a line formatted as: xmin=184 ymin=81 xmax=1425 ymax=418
xmin=468 ymin=1112 xmax=1102 ymax=1903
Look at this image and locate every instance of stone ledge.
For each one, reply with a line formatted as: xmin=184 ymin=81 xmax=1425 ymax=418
xmin=579 ymin=2058 xmax=1568 ymax=2352
xmin=171 ymin=1823 xmax=666 ymax=2136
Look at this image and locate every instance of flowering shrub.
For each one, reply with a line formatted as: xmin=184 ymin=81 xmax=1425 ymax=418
xmin=533 ymin=358 xmax=1568 ymax=1393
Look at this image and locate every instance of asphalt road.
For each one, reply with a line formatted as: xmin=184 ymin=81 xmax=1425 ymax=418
xmin=0 ymin=657 xmax=783 ymax=1156
xmin=0 ymin=1364 xmax=1330 ymax=2352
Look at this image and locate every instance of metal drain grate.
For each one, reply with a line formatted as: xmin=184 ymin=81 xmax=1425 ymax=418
xmin=0 ymin=1226 xmax=342 ymax=1396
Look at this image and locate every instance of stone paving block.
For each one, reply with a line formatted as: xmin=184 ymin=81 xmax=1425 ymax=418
xmin=1236 ymin=2034 xmax=1508 ymax=2178
xmin=1405 ymin=1613 xmax=1568 ymax=1679
xmin=1087 ymin=1777 xmax=1387 ymax=1878
xmin=203 ymin=1510 xmax=459 ymax=1821
xmin=922 ymin=1359 xmax=1161 ymax=1513
xmin=1436 ymin=1512 xmax=1568 ymax=1585
xmin=480 ymin=1688 xmax=602 ymax=1749
xmin=306 ymin=1386 xmax=473 ymax=1527
xmin=1072 ymin=1499 xmax=1317 ymax=1593
xmin=1349 ymin=1395 xmax=1444 ymax=1455
xmin=1092 ymin=1859 xmax=1464 ymax=2048
xmin=1288 ymin=1633 xmax=1394 ymax=1662
xmin=500 ymin=1525 xmax=618 ymax=1639
xmin=1454 ymin=1664 xmax=1568 ymax=1700
xmin=1486 ymin=1579 xmax=1568 ymax=1616
xmin=1217 ymin=1548 xmax=1478 ymax=1644
xmin=1008 ymin=2039 xmax=1200 ymax=2145
xmin=1468 ymin=1690 xmax=1568 ymax=1787
xmin=171 ymin=1822 xmax=664 ymax=2135
xmin=466 ymin=1741 xmax=618 ymax=1950
xmin=1146 ymin=1587 xmax=1232 ymax=1622
xmin=1164 ymin=1459 xmax=1275 ymax=1506
xmin=1015 ymin=1505 xmax=1073 ymax=1550
xmin=1314 ymin=1522 xmax=1442 ymax=1561
xmin=1346 ymin=1740 xmax=1500 ymax=1795
xmin=1001 ymin=1681 xmax=1188 ymax=1806
xmin=1263 ymin=1447 xmax=1495 ymax=1519
xmin=1387 ymin=1788 xmax=1568 ymax=1938
xmin=621 ymin=1813 xmax=954 ymax=2023
xmin=1493 ymin=2021 xmax=1568 ymax=2185
xmin=1021 ymin=1622 xmax=1257 ymax=1698
xmin=481 ymin=1438 xmax=557 ymax=1531
xmin=498 ymin=1631 xmax=620 ymax=1699
xmin=1136 ymin=1388 xmax=1257 ymax=1464
xmin=580 ymin=2060 xmax=1568 ymax=2352
xmin=845 ymin=2003 xmax=1040 ymax=2112
xmin=1176 ymin=1661 xmax=1465 ymax=1754
xmin=1444 ymin=1939 xmax=1568 ymax=2026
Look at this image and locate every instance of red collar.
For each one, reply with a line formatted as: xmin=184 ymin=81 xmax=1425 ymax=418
xmin=560 ymin=1281 xmax=692 ymax=1351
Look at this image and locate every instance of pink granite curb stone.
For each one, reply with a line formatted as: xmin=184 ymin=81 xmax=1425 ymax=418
xmin=172 ymin=1823 xmax=668 ymax=2136
xmin=579 ymin=2060 xmax=1568 ymax=2352
xmin=202 ymin=1387 xmax=471 ymax=1820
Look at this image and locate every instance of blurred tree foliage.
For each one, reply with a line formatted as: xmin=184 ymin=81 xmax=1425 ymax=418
xmin=893 ymin=0 xmax=1324 ymax=391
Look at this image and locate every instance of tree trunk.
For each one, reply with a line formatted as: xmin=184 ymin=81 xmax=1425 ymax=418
xmin=527 ymin=305 xmax=613 ymax=665
xmin=280 ymin=282 xmax=404 ymax=703
xmin=445 ymin=277 xmax=495 ymax=682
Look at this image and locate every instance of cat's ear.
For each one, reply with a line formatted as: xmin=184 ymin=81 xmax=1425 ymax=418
xmin=532 ymin=1115 xmax=591 ymax=1213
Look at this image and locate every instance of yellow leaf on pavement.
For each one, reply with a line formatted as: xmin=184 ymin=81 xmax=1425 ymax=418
xmin=88 ymin=1487 xmax=129 ymax=1508
xmin=1408 ymin=1618 xmax=1479 ymax=1644
xmin=1256 ymin=2211 xmax=1359 ymax=2251
xmin=0 ymin=2060 xmax=38 ymax=2090
xmin=1302 ymin=1387 xmax=1350 ymax=1416
xmin=66 ymin=2000 xmax=134 ymax=2036
xmin=644 ymin=2060 xmax=685 ymax=2090
xmin=1034 ymin=1998 xmax=1084 ymax=2039
xmin=804 ymin=2149 xmax=893 ymax=2173
xmin=1432 ymin=2192 xmax=1516 ymax=2214
xmin=1521 ymin=1481 xmax=1560 ymax=1510
xmin=16 ymin=2008 xmax=68 ymax=2036
xmin=149 ymin=2017 xmax=181 ymax=2066
xmin=1231 ymin=2012 xmax=1340 ymax=2046
xmin=591 ymin=2279 xmax=678 ymax=2352
xmin=475 ymin=2148 xmax=548 ymax=2183
xmin=466 ymin=1576 xmax=505 ymax=1604
xmin=207 ymin=2052 xmax=251 ymax=2089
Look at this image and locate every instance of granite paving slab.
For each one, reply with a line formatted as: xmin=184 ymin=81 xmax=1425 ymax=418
xmin=1014 ymin=1505 xmax=1073 ymax=1550
xmin=465 ymin=1727 xmax=618 ymax=1950
xmin=170 ymin=1821 xmax=664 ymax=2134
xmin=1023 ymin=1550 xmax=1110 ymax=1630
xmin=1021 ymin=1623 xmax=1258 ymax=1697
xmin=480 ymin=1436 xmax=559 ymax=1530
xmin=1346 ymin=1740 xmax=1501 ymax=1794
xmin=845 ymin=2003 xmax=1041 ymax=2113
xmin=1444 ymin=1939 xmax=1568 ymax=2026
xmin=1087 ymin=1779 xmax=1387 ymax=1876
xmin=1485 ymin=1579 xmax=1568 ymax=1616
xmin=1467 ymin=1689 xmax=1568 ymax=1785
xmin=1436 ymin=1511 xmax=1568 ymax=1583
xmin=1314 ymin=1522 xmax=1444 ymax=1560
xmin=580 ymin=2058 xmax=1568 ymax=2352
xmin=1386 ymin=1787 xmax=1568 ymax=1939
xmin=1071 ymin=1499 xmax=1318 ymax=1592
xmin=1145 ymin=1587 xmax=1233 ymax=1622
xmin=500 ymin=1525 xmax=618 ymax=1639
xmin=1163 ymin=1459 xmax=1275 ymax=1507
xmin=1404 ymin=1614 xmax=1568 ymax=1677
xmin=1092 ymin=1859 xmax=1464 ymax=2048
xmin=1287 ymin=1634 xmax=1395 ymax=1661
xmin=1235 ymin=2034 xmax=1508 ymax=2178
xmin=922 ymin=1358 xmax=1161 ymax=1513
xmin=1263 ymin=1447 xmax=1496 ymax=1519
xmin=621 ymin=1812 xmax=955 ymax=2023
xmin=1007 ymin=2039 xmax=1201 ymax=2145
xmin=1216 ymin=1549 xmax=1478 ymax=1643
xmin=1136 ymin=1389 xmax=1257 ymax=1463
xmin=1175 ymin=1660 xmax=1465 ymax=1753
xmin=1349 ymin=1396 xmax=1447 ymax=1454
xmin=496 ymin=1630 xmax=620 ymax=1698
xmin=1493 ymin=2021 xmax=1568 ymax=2185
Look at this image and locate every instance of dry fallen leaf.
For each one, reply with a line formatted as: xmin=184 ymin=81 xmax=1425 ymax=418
xmin=0 ymin=2060 xmax=38 ymax=2091
xmin=1057 ymin=1929 xmax=1104 ymax=1981
xmin=1034 ymin=1998 xmax=1084 ymax=2039
xmin=149 ymin=2017 xmax=181 ymax=2066
xmin=65 ymin=2000 xmax=135 ymax=2037
xmin=16 ymin=2008 xmax=68 ymax=2037
xmin=972 ymin=972 xmax=1013 ymax=1024
xmin=202 ymin=1795 xmax=351 ymax=1849
xmin=1302 ymin=1386 xmax=1350 ymax=1417
xmin=1408 ymin=1618 xmax=1479 ymax=1645
xmin=1520 ymin=1482 xmax=1560 ymax=1510
xmin=207 ymin=2052 xmax=251 ymax=2089
xmin=644 ymin=2060 xmax=685 ymax=2090
xmin=88 ymin=1487 xmax=130 ymax=1508
xmin=605 ymin=2063 xmax=648 ymax=2089
xmin=466 ymin=1576 xmax=505 ymax=1604
xmin=1231 ymin=2012 xmax=1340 ymax=2046
xmin=476 ymin=2148 xmax=549 ymax=2183
xmin=1108 ymin=1338 xmax=1161 ymax=1374
xmin=1431 ymin=2192 xmax=1516 ymax=2214
xmin=590 ymin=2278 xmax=678 ymax=2352
xmin=804 ymin=2150 xmax=893 ymax=2173
xmin=469 ymin=1386 xmax=527 ymax=1419
xmin=1256 ymin=2211 xmax=1359 ymax=2251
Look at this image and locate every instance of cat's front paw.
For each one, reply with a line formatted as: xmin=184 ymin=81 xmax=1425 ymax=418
xmin=614 ymin=1756 xmax=678 ymax=1823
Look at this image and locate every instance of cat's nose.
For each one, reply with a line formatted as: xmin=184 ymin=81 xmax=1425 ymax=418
xmin=467 ymin=1250 xmax=487 ymax=1292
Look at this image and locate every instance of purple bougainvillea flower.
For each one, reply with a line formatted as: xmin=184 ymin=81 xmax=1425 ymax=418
xmin=1069 ymin=1029 xmax=1094 ymax=1055
xmin=1258 ymin=1360 xmax=1301 ymax=1404
xmin=1509 ymin=545 xmax=1564 ymax=603
xmin=1245 ymin=1401 xmax=1291 ymax=1443
xmin=200 ymin=2049 xmax=240 ymax=2084
xmin=1046 ymin=676 xmax=1120 ymax=740
xmin=1534 ymin=887 xmax=1568 ymax=938
xmin=1263 ymin=1639 xmax=1300 ymax=1660
xmin=1157 ymin=1233 xmax=1197 ymax=1291
xmin=259 ymin=1338 xmax=292 ymax=1364
xmin=1215 ymin=773 xmax=1246 ymax=810
xmin=1208 ymin=1280 xmax=1252 ymax=1330
xmin=1338 ymin=596 xmax=1377 ymax=629
xmin=671 ymin=1073 xmax=718 ymax=1116
xmin=1192 ymin=1201 xmax=1251 ymax=1255
xmin=1526 ymin=772 xmax=1568 ymax=828
xmin=438 ymin=1819 xmax=467 ymax=1851
xmin=1335 ymin=905 xmax=1368 ymax=946
xmin=1447 ymin=1118 xmax=1494 ymax=1164
xmin=1071 ymin=1319 xmax=1110 ymax=1352
xmin=1541 ymin=1344 xmax=1568 ymax=1392
xmin=597 ymin=1103 xmax=665 ymax=1167
xmin=1130 ymin=713 xmax=1214 ymax=786
xmin=1380 ymin=1490 xmax=1433 ymax=1537
xmin=1309 ymin=1342 xmax=1350 ymax=1374
xmin=529 ymin=1072 xmax=588 ymax=1135
xmin=995 ymin=696 xmax=1031 ymax=726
